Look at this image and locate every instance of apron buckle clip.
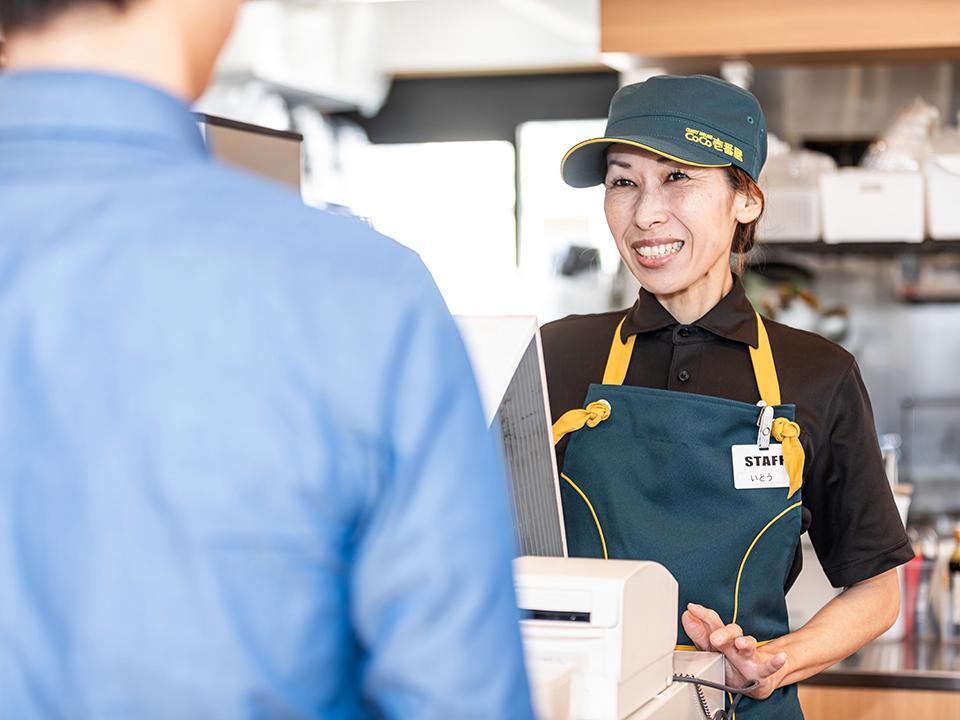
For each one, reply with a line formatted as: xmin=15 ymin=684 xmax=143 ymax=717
xmin=756 ymin=401 xmax=774 ymax=450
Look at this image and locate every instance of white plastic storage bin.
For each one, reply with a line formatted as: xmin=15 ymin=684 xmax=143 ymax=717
xmin=757 ymin=149 xmax=834 ymax=242
xmin=924 ymin=156 xmax=960 ymax=239
xmin=757 ymin=186 xmax=821 ymax=241
xmin=820 ymin=170 xmax=925 ymax=243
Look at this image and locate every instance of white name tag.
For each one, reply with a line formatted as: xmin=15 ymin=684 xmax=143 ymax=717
xmin=731 ymin=444 xmax=790 ymax=490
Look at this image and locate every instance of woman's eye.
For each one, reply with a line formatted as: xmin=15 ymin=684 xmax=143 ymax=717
xmin=607 ymin=177 xmax=636 ymax=188
xmin=667 ymin=170 xmax=690 ymax=182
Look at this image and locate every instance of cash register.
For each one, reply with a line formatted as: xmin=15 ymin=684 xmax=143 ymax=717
xmin=515 ymin=556 xmax=678 ymax=720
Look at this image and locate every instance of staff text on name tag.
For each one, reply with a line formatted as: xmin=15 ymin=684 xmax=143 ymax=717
xmin=731 ymin=444 xmax=790 ymax=490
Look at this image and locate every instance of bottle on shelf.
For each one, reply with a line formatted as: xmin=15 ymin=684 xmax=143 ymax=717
xmin=949 ymin=527 xmax=960 ymax=642
xmin=914 ymin=529 xmax=940 ymax=640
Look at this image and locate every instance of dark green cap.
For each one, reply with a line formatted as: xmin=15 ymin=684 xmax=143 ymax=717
xmin=561 ymin=74 xmax=767 ymax=187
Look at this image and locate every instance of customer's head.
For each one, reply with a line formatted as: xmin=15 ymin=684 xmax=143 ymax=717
xmin=561 ymin=75 xmax=766 ymax=297
xmin=1 ymin=0 xmax=244 ymax=100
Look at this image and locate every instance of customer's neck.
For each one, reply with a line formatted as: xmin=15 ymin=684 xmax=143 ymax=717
xmin=5 ymin=3 xmax=199 ymax=102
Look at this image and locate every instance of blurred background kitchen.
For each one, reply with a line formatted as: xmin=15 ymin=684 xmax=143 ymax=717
xmin=6 ymin=1 xmax=960 ymax=715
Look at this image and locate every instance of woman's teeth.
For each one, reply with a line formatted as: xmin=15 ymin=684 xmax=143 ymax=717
xmin=636 ymin=241 xmax=684 ymax=258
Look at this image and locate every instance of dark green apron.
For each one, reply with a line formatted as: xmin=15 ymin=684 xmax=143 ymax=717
xmin=555 ymin=313 xmax=804 ymax=720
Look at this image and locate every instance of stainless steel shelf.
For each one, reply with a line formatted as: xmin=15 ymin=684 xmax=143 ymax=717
xmin=757 ymin=240 xmax=960 ymax=255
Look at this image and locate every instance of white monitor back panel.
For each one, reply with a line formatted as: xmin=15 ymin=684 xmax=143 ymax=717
xmin=457 ymin=316 xmax=566 ymax=557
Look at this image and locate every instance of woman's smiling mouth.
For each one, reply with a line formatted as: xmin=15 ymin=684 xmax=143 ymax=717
xmin=632 ymin=239 xmax=685 ymax=267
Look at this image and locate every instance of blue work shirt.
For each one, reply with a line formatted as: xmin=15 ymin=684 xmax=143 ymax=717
xmin=0 ymin=70 xmax=533 ymax=720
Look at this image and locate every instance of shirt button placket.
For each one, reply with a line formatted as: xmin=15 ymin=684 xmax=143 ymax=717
xmin=671 ymin=327 xmax=695 ymax=389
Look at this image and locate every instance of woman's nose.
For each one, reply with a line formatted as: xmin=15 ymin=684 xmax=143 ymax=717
xmin=632 ymin=188 xmax=669 ymax=230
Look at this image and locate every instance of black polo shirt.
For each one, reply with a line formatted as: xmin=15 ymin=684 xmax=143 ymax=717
xmin=541 ymin=277 xmax=914 ymax=590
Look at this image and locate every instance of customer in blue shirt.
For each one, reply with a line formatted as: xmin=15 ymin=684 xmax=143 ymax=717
xmin=0 ymin=1 xmax=533 ymax=718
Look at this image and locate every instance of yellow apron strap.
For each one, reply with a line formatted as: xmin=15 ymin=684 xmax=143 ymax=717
xmin=749 ymin=313 xmax=781 ymax=407
xmin=552 ymin=400 xmax=611 ymax=445
xmin=550 ymin=314 xmax=627 ymax=442
xmin=751 ymin=313 xmax=804 ymax=498
xmin=602 ymin=317 xmax=636 ymax=386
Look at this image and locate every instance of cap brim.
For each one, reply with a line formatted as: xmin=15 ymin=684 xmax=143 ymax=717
xmin=560 ymin=136 xmax=732 ymax=188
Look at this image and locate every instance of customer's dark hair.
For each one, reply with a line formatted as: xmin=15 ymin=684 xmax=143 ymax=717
xmin=1 ymin=0 xmax=135 ymax=34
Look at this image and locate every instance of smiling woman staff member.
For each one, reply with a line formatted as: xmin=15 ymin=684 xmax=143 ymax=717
xmin=542 ymin=75 xmax=913 ymax=719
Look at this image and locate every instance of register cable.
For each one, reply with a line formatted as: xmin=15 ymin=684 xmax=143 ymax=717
xmin=672 ymin=674 xmax=759 ymax=720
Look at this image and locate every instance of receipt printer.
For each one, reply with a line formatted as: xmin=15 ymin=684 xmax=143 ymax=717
xmin=514 ymin=557 xmax=679 ymax=720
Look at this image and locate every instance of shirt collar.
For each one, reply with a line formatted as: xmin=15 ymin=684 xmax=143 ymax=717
xmin=0 ymin=69 xmax=207 ymax=157
xmin=622 ymin=275 xmax=760 ymax=348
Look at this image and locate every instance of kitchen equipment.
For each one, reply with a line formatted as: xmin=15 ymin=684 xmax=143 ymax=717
xmin=914 ymin=529 xmax=941 ymax=640
xmin=861 ymin=97 xmax=940 ymax=173
xmin=948 ymin=527 xmax=960 ymax=643
xmin=880 ymin=483 xmax=913 ymax=641
xmin=880 ymin=434 xmax=902 ymax=487
xmin=757 ymin=149 xmax=836 ymax=242
xmin=899 ymin=397 xmax=960 ymax=518
xmin=820 ymin=169 xmax=925 ymax=243
xmin=924 ymin=155 xmax=960 ymax=239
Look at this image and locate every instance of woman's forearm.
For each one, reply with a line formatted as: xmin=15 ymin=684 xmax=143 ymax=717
xmin=768 ymin=568 xmax=900 ymax=687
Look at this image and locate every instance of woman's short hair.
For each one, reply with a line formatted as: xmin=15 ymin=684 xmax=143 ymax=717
xmin=725 ymin=166 xmax=764 ymax=255
xmin=1 ymin=0 xmax=134 ymax=34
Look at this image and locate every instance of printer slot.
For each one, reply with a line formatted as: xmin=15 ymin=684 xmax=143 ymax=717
xmin=523 ymin=609 xmax=592 ymax=623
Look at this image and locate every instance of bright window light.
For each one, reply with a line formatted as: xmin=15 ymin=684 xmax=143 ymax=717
xmin=342 ymin=140 xmax=521 ymax=315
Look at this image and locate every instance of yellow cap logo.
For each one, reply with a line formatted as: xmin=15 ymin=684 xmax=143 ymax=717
xmin=684 ymin=128 xmax=743 ymax=162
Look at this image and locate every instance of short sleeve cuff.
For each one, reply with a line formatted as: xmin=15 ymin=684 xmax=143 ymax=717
xmin=823 ymin=536 xmax=915 ymax=588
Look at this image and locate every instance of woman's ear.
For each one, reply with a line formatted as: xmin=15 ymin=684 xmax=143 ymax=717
xmin=734 ymin=182 xmax=764 ymax=224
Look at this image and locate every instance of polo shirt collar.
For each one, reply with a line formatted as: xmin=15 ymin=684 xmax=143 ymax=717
xmin=0 ymin=69 xmax=207 ymax=157
xmin=622 ymin=275 xmax=760 ymax=347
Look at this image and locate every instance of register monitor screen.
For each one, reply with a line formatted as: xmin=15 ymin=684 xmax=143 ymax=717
xmin=196 ymin=114 xmax=303 ymax=191
xmin=456 ymin=316 xmax=567 ymax=558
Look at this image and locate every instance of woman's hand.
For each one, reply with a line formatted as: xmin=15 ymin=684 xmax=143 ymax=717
xmin=681 ymin=603 xmax=788 ymax=700
xmin=680 ymin=570 xmax=899 ymax=700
